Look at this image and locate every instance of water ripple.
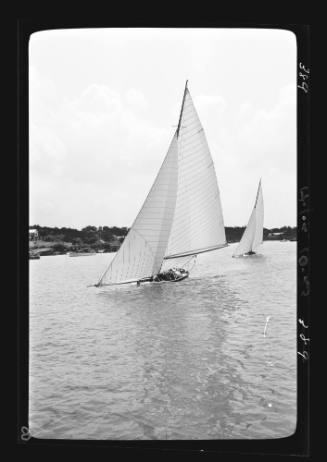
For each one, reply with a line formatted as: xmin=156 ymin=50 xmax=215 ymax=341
xmin=29 ymin=242 xmax=296 ymax=439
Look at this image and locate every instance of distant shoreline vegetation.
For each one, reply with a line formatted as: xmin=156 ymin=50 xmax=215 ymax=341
xmin=29 ymin=225 xmax=297 ymax=256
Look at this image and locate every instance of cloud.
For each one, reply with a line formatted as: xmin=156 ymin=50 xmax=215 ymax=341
xmin=214 ymin=83 xmax=296 ymax=227
xmin=73 ymin=84 xmax=123 ymax=115
xmin=29 ymin=76 xmax=171 ymax=227
xmin=236 ymin=83 xmax=296 ymax=173
xmin=29 ymin=65 xmax=296 ymax=229
xmin=30 ymin=123 xmax=67 ymax=177
xmin=124 ymin=88 xmax=149 ymax=112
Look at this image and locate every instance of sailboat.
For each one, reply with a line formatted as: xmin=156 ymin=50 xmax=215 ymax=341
xmin=95 ymin=81 xmax=227 ymax=287
xmin=233 ymin=179 xmax=264 ymax=257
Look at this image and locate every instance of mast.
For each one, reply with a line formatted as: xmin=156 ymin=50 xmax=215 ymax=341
xmin=176 ymin=80 xmax=188 ymax=137
xmin=254 ymin=178 xmax=262 ymax=208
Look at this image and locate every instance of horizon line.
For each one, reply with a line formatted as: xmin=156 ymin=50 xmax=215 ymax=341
xmin=29 ymin=223 xmax=297 ymax=231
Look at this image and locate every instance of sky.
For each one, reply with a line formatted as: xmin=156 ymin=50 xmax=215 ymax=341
xmin=29 ymin=28 xmax=297 ymax=229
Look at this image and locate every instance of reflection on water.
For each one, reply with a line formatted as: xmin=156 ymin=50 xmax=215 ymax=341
xmin=29 ymin=241 xmax=296 ymax=439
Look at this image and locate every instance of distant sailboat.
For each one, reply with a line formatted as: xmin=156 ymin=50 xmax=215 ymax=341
xmin=233 ymin=179 xmax=264 ymax=257
xmin=95 ymin=81 xmax=227 ymax=287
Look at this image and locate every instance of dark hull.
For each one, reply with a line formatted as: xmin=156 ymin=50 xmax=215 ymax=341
xmin=97 ymin=272 xmax=190 ymax=287
xmin=153 ymin=273 xmax=189 ymax=283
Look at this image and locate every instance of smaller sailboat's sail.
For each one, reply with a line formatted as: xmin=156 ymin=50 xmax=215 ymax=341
xmin=252 ymin=180 xmax=264 ymax=250
xmin=233 ymin=180 xmax=264 ymax=257
xmin=96 ymin=134 xmax=179 ymax=286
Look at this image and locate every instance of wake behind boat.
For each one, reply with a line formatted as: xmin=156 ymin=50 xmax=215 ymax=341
xmin=94 ymin=81 xmax=227 ymax=288
xmin=233 ymin=179 xmax=264 ymax=258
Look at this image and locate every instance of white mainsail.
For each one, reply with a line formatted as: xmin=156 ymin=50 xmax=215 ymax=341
xmin=233 ymin=180 xmax=264 ymax=257
xmin=165 ymin=86 xmax=226 ymax=259
xmin=97 ymin=82 xmax=226 ymax=286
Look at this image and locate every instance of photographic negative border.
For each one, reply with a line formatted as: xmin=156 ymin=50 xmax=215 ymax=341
xmin=17 ymin=20 xmax=310 ymax=456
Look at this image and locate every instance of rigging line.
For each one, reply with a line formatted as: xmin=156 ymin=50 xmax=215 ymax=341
xmin=186 ymin=255 xmax=197 ymax=273
xmin=179 ymin=254 xmax=197 ymax=269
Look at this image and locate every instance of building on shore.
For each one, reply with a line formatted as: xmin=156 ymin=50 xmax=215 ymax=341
xmin=109 ymin=236 xmax=122 ymax=251
xmin=29 ymin=229 xmax=39 ymax=241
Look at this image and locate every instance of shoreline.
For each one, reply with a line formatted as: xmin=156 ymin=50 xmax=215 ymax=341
xmin=29 ymin=238 xmax=297 ymax=258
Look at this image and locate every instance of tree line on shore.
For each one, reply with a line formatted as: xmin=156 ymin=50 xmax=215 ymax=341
xmin=29 ymin=225 xmax=297 ymax=256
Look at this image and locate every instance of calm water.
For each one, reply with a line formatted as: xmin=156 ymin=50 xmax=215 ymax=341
xmin=29 ymin=241 xmax=297 ymax=440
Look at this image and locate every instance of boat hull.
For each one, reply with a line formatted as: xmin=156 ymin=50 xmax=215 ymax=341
xmin=68 ymin=252 xmax=97 ymax=257
xmin=135 ymin=270 xmax=189 ymax=286
xmin=153 ymin=273 xmax=189 ymax=283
